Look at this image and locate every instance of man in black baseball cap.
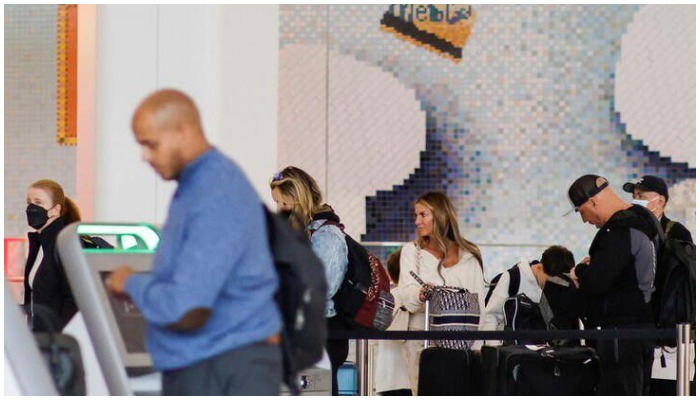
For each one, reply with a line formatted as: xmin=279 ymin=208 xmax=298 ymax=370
xmin=622 ymin=175 xmax=668 ymax=202
xmin=622 ymin=175 xmax=694 ymax=395
xmin=565 ymin=174 xmax=659 ymax=396
xmin=622 ymin=175 xmax=693 ymax=243
xmin=564 ymin=174 xmax=610 ymax=222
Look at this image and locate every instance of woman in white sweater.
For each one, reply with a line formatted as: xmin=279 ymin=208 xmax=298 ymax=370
xmin=397 ymin=191 xmax=486 ymax=394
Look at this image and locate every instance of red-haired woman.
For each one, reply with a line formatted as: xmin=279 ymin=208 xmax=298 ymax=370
xmin=24 ymin=179 xmax=82 ymax=330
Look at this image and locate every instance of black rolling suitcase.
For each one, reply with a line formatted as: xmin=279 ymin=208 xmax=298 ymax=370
xmin=482 ymin=345 xmax=600 ymax=396
xmin=418 ymin=347 xmax=472 ymax=395
xmin=417 ymin=299 xmax=476 ymax=396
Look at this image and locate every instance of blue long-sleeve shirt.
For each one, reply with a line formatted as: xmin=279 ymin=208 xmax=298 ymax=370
xmin=125 ymin=148 xmax=281 ymax=370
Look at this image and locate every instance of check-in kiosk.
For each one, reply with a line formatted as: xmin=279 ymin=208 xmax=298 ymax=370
xmin=4 ymin=282 xmax=58 ymax=396
xmin=57 ymin=223 xmax=160 ymax=395
xmin=58 ymin=222 xmax=331 ymax=396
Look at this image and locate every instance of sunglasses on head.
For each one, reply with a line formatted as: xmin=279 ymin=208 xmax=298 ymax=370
xmin=271 ymin=172 xmax=284 ymax=182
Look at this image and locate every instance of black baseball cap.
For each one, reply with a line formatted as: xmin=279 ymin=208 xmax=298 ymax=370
xmin=622 ymin=175 xmax=669 ymax=201
xmin=564 ymin=174 xmax=609 ymax=216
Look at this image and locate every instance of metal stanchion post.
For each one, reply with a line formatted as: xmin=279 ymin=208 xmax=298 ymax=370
xmin=681 ymin=323 xmax=691 ymax=396
xmin=356 ymin=339 xmax=369 ymax=396
xmin=676 ymin=323 xmax=691 ymax=396
xmin=368 ymin=341 xmax=375 ymax=396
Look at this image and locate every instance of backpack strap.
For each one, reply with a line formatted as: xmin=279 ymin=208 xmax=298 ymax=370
xmin=485 ymin=263 xmax=521 ymax=305
xmin=665 ymin=220 xmax=676 ymax=236
xmin=506 ymin=265 xmax=521 ymax=298
xmin=484 ymin=274 xmax=501 ymax=306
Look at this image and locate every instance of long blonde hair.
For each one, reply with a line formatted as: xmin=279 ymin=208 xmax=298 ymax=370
xmin=415 ymin=191 xmax=483 ymax=269
xmin=29 ymin=179 xmax=81 ymax=225
xmin=270 ymin=166 xmax=330 ymax=231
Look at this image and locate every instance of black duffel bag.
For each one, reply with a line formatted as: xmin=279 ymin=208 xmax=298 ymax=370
xmin=482 ymin=344 xmax=600 ymax=396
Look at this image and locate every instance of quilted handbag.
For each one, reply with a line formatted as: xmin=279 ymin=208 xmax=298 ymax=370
xmin=427 ymin=285 xmax=480 ymax=350
xmin=411 ymin=243 xmax=481 ymax=351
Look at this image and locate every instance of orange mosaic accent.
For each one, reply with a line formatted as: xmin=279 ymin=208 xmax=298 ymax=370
xmin=57 ymin=4 xmax=78 ymax=146
xmin=380 ymin=5 xmax=476 ymax=63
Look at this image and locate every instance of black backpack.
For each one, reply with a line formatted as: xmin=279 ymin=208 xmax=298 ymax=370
xmin=485 ymin=264 xmax=521 ymax=306
xmin=485 ymin=263 xmax=546 ymax=345
xmin=263 ymin=206 xmax=328 ymax=394
xmin=311 ymin=220 xmax=394 ymax=331
xmin=653 ymin=221 xmax=696 ymax=346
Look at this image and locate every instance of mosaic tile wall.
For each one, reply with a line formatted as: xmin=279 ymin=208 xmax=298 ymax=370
xmin=279 ymin=5 xmax=696 ymax=279
xmin=5 ymin=5 xmax=77 ymax=238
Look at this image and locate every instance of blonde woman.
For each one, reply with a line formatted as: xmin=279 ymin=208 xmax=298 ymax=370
xmin=397 ymin=191 xmax=486 ymax=394
xmin=270 ymin=166 xmax=350 ymax=396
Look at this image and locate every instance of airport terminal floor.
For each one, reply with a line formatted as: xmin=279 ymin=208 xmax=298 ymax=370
xmin=4 ymin=3 xmax=697 ymax=397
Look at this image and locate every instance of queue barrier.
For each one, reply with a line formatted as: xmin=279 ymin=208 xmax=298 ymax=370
xmin=327 ymin=324 xmax=694 ymax=396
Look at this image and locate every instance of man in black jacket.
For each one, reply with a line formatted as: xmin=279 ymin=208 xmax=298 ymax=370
xmin=622 ymin=175 xmax=694 ymax=243
xmin=623 ymin=176 xmax=695 ymax=394
xmin=566 ymin=174 xmax=657 ymax=396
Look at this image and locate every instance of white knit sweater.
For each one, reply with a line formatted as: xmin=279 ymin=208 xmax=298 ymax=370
xmin=397 ymin=241 xmax=487 ymax=334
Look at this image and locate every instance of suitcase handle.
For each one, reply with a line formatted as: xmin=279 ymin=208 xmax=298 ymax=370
xmin=424 ymin=299 xmax=430 ymax=349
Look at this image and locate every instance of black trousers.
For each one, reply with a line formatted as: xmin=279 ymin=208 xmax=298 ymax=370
xmin=326 ymin=315 xmax=350 ymax=396
xmin=595 ymin=336 xmax=655 ymax=396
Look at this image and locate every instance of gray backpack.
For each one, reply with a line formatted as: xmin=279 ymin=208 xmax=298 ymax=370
xmin=263 ymin=206 xmax=328 ymax=394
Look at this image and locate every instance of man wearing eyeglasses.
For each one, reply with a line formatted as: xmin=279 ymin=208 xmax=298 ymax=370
xmin=565 ymin=174 xmax=658 ymax=396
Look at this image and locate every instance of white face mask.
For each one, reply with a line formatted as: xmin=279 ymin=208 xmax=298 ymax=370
xmin=631 ymin=196 xmax=660 ymax=212
xmin=631 ymin=199 xmax=649 ymax=207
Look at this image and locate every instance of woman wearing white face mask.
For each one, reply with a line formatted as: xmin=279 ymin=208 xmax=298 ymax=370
xmin=24 ymin=179 xmax=82 ymax=331
xmin=622 ymin=175 xmax=693 ymax=243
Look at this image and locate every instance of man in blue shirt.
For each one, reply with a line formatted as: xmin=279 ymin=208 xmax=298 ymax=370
xmin=106 ymin=89 xmax=282 ymax=395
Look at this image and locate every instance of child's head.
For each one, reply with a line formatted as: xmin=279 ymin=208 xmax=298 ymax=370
xmin=540 ymin=245 xmax=575 ymax=277
xmin=386 ymin=249 xmax=402 ymax=284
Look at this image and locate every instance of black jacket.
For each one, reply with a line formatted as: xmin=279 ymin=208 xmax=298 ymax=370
xmin=541 ymin=275 xmax=582 ymax=331
xmin=24 ymin=217 xmax=77 ymax=331
xmin=574 ymin=204 xmax=658 ymax=327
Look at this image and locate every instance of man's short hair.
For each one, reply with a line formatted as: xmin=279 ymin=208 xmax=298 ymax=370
xmin=541 ymin=245 xmax=575 ymax=277
xmin=386 ymin=249 xmax=402 ymax=284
